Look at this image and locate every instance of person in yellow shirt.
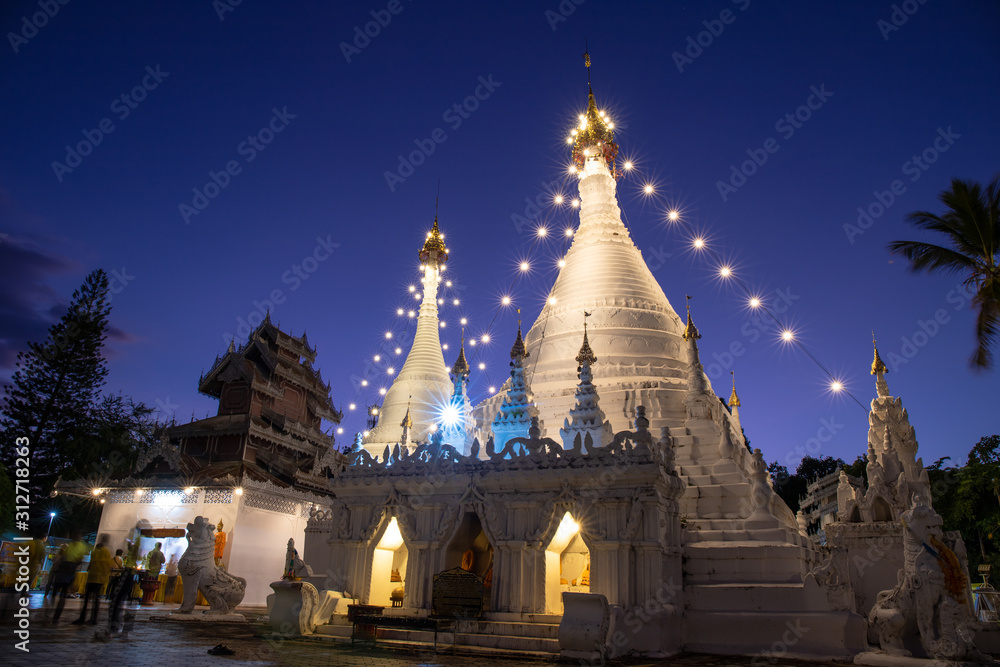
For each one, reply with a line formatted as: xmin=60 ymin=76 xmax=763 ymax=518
xmin=51 ymin=530 xmax=87 ymax=624
xmin=74 ymin=541 xmax=111 ymax=625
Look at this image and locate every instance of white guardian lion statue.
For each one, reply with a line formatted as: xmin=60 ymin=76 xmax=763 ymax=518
xmin=177 ymin=516 xmax=247 ymax=615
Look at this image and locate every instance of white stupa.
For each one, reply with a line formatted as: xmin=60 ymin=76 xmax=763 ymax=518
xmin=477 ymin=84 xmax=698 ymax=438
xmin=362 ymin=217 xmax=452 ymax=456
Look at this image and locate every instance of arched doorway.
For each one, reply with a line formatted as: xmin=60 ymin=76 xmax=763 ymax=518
xmin=544 ymin=511 xmax=590 ymax=614
xmin=445 ymin=512 xmax=494 ymax=609
xmin=368 ymin=516 xmax=408 ymax=606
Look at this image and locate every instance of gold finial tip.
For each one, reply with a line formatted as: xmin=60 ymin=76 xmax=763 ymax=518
xmin=871 ymin=334 xmax=888 ymax=376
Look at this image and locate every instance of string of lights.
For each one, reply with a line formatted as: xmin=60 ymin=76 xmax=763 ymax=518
xmin=338 ymin=101 xmax=869 ymax=440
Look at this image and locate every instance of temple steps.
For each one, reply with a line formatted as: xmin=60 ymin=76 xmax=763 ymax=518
xmin=682 ymin=541 xmax=812 ymax=584
xmin=314 ymin=615 xmax=562 ymax=656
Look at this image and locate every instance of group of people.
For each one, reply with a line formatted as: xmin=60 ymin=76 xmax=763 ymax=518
xmin=42 ymin=533 xmax=170 ymax=631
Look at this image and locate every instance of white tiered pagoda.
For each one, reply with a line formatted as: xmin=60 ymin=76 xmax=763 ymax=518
xmin=362 ymin=217 xmax=453 ymax=456
xmin=294 ymin=58 xmax=983 ymax=662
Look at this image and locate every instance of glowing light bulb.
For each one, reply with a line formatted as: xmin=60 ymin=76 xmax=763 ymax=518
xmin=830 ymin=380 xmax=843 ymax=392
xmin=460 ymin=317 xmax=468 ymax=325
xmin=440 ymin=321 xmax=446 ymax=328
xmin=442 ymin=343 xmax=449 ymax=350
xmin=501 ymin=296 xmax=511 ymax=305
xmin=478 ymin=362 xmax=486 ymax=370
xmin=362 ymin=430 xmax=370 ymax=437
xmin=537 ymin=227 xmax=547 ymax=238
xmin=446 ymin=280 xmax=452 ymax=287
xmin=668 ymin=210 xmax=679 ymax=221
xmin=384 ymin=332 xmax=392 ymax=339
xmin=719 ymin=266 xmax=732 ymax=277
xmin=438 ymin=298 xmax=444 ymax=305
xmin=578 ymin=114 xmax=585 ymax=122
xmin=379 ymin=387 xmax=387 ymax=395
xmin=548 ymin=297 xmax=557 ymax=305
xmin=184 ymin=487 xmax=195 ymax=494
xmin=565 ymin=228 xmax=574 ymax=237
xmin=414 ymin=294 xmax=421 ymax=301
xmin=395 ymin=347 xmax=401 ymax=355
xmin=408 ymin=285 xmax=415 ymax=292
xmin=571 ymin=199 xmax=580 ymax=208
xmin=349 ymin=403 xmax=356 ymax=410
xmin=781 ymin=330 xmax=794 ymax=342
xmin=623 ymin=161 xmax=633 ymax=170
xmin=566 ymin=137 xmax=573 ymax=144
xmin=373 ymin=354 xmax=381 ymax=362
xmin=488 ymin=386 xmax=496 ymax=394
xmin=569 ymin=166 xmax=577 ymax=174
xmin=519 ymin=261 xmax=530 ymax=272
xmin=693 ymin=238 xmax=705 ymax=249
xmin=470 ymin=339 xmax=477 ymax=346
xmin=558 ymin=259 xmax=566 ymax=268
xmin=408 ymin=310 xmax=415 ymax=318
xmin=554 ymin=195 xmax=564 ymax=204
xmin=607 ymin=122 xmax=614 ymax=129
xmin=386 ymin=367 xmax=395 ymax=375
xmin=644 ymin=184 xmax=654 ymax=194
xmin=453 ymin=299 xmax=459 ymax=305
xmin=481 ymin=334 xmax=490 ymax=343
xmin=749 ymin=297 xmax=761 ymax=308
xmin=361 ymin=380 xmax=368 ymax=387
xmin=336 ymin=427 xmax=344 ymax=435
xmin=396 ymin=308 xmax=404 ymax=315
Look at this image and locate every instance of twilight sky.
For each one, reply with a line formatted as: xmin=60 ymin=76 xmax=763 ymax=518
xmin=1 ymin=0 xmax=998 ymax=472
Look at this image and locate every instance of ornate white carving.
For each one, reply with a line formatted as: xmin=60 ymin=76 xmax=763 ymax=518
xmin=177 ymin=516 xmax=247 ymax=615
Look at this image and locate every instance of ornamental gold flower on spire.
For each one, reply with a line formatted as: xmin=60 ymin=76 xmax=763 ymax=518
xmin=567 ymin=49 xmax=620 ymax=178
xmin=419 ymin=215 xmax=448 ymax=264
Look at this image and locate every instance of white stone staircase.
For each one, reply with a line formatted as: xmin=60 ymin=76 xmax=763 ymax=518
xmin=313 ymin=612 xmax=561 ymax=657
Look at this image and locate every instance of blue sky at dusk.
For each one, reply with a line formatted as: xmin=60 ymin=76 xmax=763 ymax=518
xmin=1 ymin=0 xmax=997 ymax=472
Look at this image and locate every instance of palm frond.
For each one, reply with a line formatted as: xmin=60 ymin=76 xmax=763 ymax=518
xmin=971 ymin=283 xmax=1000 ymax=371
xmin=887 ymin=240 xmax=978 ymax=275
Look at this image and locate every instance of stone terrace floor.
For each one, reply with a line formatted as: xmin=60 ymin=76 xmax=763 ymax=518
xmin=1 ymin=593 xmax=851 ymax=666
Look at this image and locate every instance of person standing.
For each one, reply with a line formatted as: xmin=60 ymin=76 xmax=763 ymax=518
xmin=74 ymin=541 xmax=110 ymax=625
xmin=51 ymin=531 xmax=87 ymax=624
xmin=146 ymin=542 xmax=166 ymax=576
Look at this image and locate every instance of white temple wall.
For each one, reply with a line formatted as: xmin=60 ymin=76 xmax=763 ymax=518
xmin=228 ymin=495 xmax=312 ymax=605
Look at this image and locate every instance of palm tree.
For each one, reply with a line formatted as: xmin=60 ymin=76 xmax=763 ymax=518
xmin=888 ymin=175 xmax=999 ymax=371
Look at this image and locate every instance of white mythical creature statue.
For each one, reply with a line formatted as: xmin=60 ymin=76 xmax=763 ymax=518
xmin=868 ymin=496 xmax=980 ymax=660
xmin=177 ymin=516 xmax=247 ymax=615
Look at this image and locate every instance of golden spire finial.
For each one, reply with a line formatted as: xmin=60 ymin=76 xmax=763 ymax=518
xmin=683 ymin=295 xmax=701 ymax=341
xmin=419 ymin=211 xmax=448 ymax=265
xmin=729 ymin=371 xmax=741 ymax=408
xmin=510 ymin=309 xmax=528 ymax=360
xmin=569 ymin=45 xmax=619 ymax=178
xmin=576 ymin=312 xmax=597 ymax=366
xmin=871 ymin=331 xmax=887 ymax=375
xmin=452 ymin=326 xmax=470 ymax=377
xmin=401 ymin=399 xmax=413 ymax=429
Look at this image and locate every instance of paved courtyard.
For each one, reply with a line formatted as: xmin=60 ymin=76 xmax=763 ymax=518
xmin=1 ymin=594 xmax=850 ymax=666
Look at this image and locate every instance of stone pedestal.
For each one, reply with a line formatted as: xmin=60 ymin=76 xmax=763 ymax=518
xmin=558 ymin=592 xmax=613 ymax=662
xmin=269 ymin=580 xmax=319 ymax=636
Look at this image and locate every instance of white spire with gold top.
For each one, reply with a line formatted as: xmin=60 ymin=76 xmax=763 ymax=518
xmin=363 ymin=216 xmax=453 ymax=457
xmin=482 ymin=53 xmax=699 ymax=436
